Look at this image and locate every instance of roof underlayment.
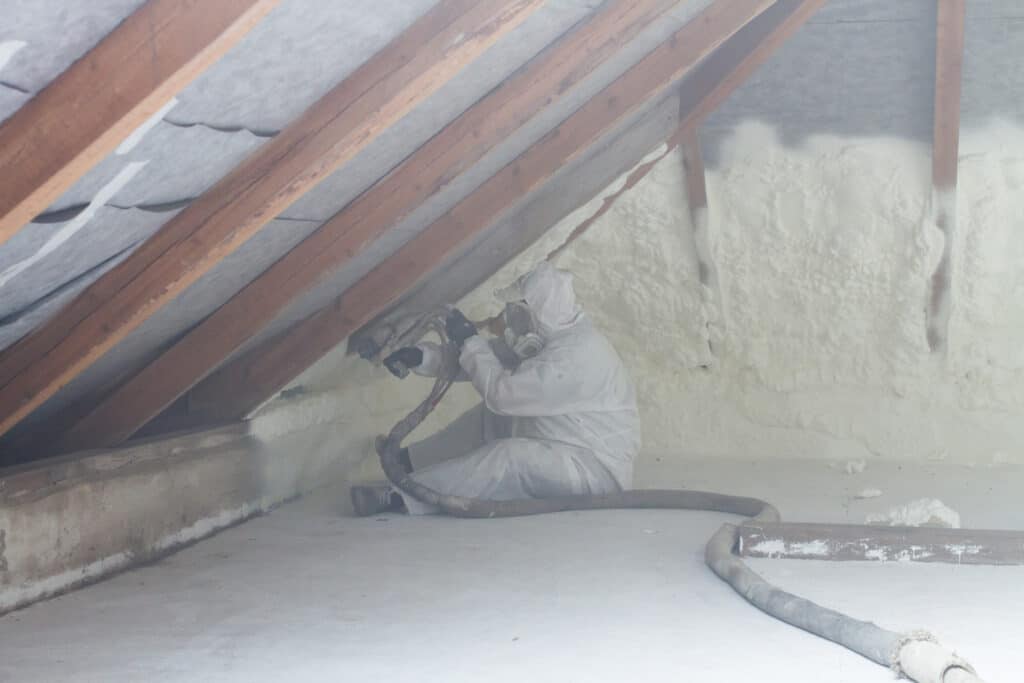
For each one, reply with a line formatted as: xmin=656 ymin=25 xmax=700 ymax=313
xmin=0 ymin=0 xmax=1023 ymax=450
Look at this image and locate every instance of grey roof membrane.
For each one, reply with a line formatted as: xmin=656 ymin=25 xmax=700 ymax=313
xmin=1 ymin=0 xmax=1023 ymax=437
xmin=2 ymin=0 xmax=711 ymax=432
xmin=1 ymin=0 xmax=148 ymax=94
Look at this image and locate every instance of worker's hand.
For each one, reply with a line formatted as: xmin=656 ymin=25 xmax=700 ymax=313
xmin=383 ymin=346 xmax=424 ymax=378
xmin=445 ymin=308 xmax=478 ymax=348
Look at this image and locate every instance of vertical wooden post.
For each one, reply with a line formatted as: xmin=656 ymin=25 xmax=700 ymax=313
xmin=680 ymin=127 xmax=714 ymax=289
xmin=679 ymin=127 xmax=720 ymax=360
xmin=926 ymin=0 xmax=966 ymax=353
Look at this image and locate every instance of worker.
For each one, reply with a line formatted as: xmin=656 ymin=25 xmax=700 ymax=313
xmin=351 ymin=262 xmax=640 ymax=516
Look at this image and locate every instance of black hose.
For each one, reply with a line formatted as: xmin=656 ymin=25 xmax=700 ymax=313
xmin=376 ymin=328 xmax=977 ymax=682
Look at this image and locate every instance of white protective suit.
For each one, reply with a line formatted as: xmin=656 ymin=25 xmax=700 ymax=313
xmin=400 ymin=263 xmax=640 ymax=515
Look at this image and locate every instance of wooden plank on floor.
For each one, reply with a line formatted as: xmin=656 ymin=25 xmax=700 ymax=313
xmin=181 ymin=0 xmax=785 ymax=424
xmin=738 ymin=521 xmax=1024 ymax=566
xmin=0 ymin=0 xmax=280 ymax=246
xmin=56 ymin=0 xmax=684 ymax=450
xmin=0 ymin=0 xmax=542 ymax=442
xmin=926 ymin=0 xmax=967 ymax=353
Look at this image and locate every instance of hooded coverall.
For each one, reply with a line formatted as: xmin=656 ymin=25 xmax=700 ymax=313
xmin=400 ymin=263 xmax=640 ymax=515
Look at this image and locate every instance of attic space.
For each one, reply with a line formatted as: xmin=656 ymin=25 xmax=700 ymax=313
xmin=0 ymin=1 xmax=1022 ymax=681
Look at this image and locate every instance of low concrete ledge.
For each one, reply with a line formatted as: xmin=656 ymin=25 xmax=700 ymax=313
xmin=0 ymin=421 xmax=354 ymax=615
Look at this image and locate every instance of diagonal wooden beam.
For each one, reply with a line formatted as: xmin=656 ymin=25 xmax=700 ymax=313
xmin=0 ymin=0 xmax=542 ymax=441
xmin=0 ymin=0 xmax=281 ymax=246
xmin=338 ymin=0 xmax=827 ymax=384
xmin=189 ymin=0 xmax=828 ymax=428
xmin=55 ymin=0 xmax=684 ymax=450
xmin=926 ymin=0 xmax=966 ymax=353
xmin=177 ymin=0 xmax=789 ymax=426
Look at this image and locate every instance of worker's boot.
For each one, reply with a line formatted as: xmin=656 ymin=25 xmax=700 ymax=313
xmin=350 ymin=484 xmax=403 ymax=517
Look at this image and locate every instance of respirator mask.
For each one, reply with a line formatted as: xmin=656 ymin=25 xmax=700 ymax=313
xmin=502 ymin=300 xmax=543 ymax=360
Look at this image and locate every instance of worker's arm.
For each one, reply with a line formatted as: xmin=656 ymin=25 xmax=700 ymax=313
xmin=459 ymin=335 xmax=593 ymax=417
xmin=386 ymin=338 xmax=519 ymax=381
xmin=419 ymin=339 xmax=525 ymax=380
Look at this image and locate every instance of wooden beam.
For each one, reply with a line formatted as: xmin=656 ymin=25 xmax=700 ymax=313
xmin=680 ymin=128 xmax=716 ymax=289
xmin=0 ymin=0 xmax=542 ymax=441
xmin=181 ymin=0 xmax=784 ymax=424
xmin=680 ymin=130 xmax=708 ymax=220
xmin=738 ymin=521 xmax=1024 ymax=566
xmin=343 ymin=0 xmax=827 ymax=374
xmin=56 ymin=0 xmax=684 ymax=450
xmin=0 ymin=0 xmax=280 ymax=246
xmin=679 ymin=127 xmax=720 ymax=361
xmin=926 ymin=0 xmax=967 ymax=353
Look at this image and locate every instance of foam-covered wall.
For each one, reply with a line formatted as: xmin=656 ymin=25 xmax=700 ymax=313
xmin=245 ymin=1 xmax=1024 ymax=477
xmin=507 ymin=121 xmax=1024 ymax=467
xmin=254 ymin=116 xmax=1024 ymax=474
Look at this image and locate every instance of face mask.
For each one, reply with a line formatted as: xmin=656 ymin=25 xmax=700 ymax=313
xmin=502 ymin=301 xmax=543 ymax=360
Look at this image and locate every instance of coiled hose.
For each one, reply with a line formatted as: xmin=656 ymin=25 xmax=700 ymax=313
xmin=375 ymin=318 xmax=983 ymax=683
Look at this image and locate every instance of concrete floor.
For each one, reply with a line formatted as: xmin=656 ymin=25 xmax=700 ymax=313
xmin=1 ymin=458 xmax=1021 ymax=682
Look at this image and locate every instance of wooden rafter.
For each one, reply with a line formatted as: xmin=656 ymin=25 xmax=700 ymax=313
xmin=672 ymin=0 xmax=825 ymax=132
xmin=56 ymin=0 xmax=684 ymax=450
xmin=178 ymin=0 xmax=792 ymax=426
xmin=431 ymin=0 xmax=829 ymax=294
xmin=0 ymin=0 xmax=542 ymax=441
xmin=380 ymin=0 xmax=827 ymax=323
xmin=0 ymin=0 xmax=280 ymax=246
xmin=926 ymin=0 xmax=967 ymax=353
xmin=342 ymin=0 xmax=828 ymax=387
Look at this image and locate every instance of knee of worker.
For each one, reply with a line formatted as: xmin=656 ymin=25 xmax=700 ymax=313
xmin=476 ymin=439 xmax=620 ymax=498
xmin=406 ymin=403 xmax=489 ymax=470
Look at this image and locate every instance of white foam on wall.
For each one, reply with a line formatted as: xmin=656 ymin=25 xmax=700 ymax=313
xmin=251 ymin=351 xmax=480 ymax=484
xmin=866 ymin=498 xmax=961 ymax=528
xmin=258 ymin=119 xmax=1024 ymax=468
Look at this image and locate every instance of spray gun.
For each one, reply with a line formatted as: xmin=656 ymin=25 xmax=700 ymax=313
xmin=357 ymin=307 xmax=459 ymax=379
xmin=362 ymin=305 xmax=534 ymax=379
xmin=382 ymin=347 xmax=422 ymax=379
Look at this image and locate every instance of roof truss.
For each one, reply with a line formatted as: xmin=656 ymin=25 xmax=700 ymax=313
xmin=0 ymin=0 xmax=541 ymax=444
xmin=175 ymin=0 xmax=823 ymax=429
xmin=0 ymin=0 xmax=280 ymax=245
xmin=56 ymin=0 xmax=685 ymax=450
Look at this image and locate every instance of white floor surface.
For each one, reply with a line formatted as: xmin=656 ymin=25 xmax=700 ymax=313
xmin=0 ymin=457 xmax=1021 ymax=682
